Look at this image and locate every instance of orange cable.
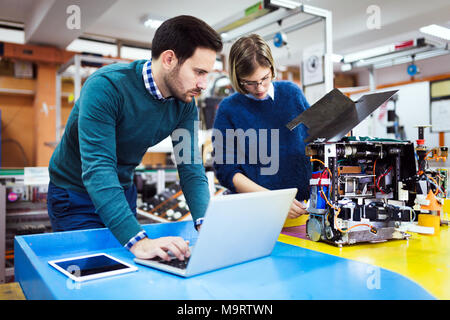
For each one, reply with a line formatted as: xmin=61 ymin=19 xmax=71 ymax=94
xmin=373 ymin=158 xmax=378 ymax=193
xmin=428 ymin=175 xmax=441 ymax=195
xmin=314 ymin=158 xmax=374 ymax=234
xmin=311 ymin=158 xmax=333 ymax=194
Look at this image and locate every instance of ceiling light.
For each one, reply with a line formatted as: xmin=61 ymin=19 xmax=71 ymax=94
xmin=420 ymin=24 xmax=450 ymax=41
xmin=140 ymin=14 xmax=165 ymax=29
xmin=144 ymin=19 xmax=163 ymax=29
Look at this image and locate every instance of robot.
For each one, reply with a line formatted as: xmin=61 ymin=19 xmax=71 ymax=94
xmin=286 ymin=89 xmax=447 ymax=246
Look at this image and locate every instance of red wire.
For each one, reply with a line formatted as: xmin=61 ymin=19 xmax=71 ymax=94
xmin=376 ymin=166 xmax=392 ymax=194
xmin=318 ymin=169 xmax=327 ymax=199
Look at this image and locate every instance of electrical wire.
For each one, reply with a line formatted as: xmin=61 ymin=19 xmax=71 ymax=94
xmin=317 ymin=168 xmax=329 ymax=200
xmin=347 ymin=223 xmax=374 ymax=232
xmin=313 ymin=158 xmax=374 ymax=234
xmin=425 ymin=149 xmax=434 ymax=160
xmin=376 ymin=166 xmax=393 ymax=194
xmin=373 ymin=158 xmax=378 ymax=192
xmin=1 ymin=139 xmax=29 ymax=167
xmin=436 ymin=174 xmax=447 ymax=194
xmin=1 ymin=107 xmax=24 ymax=131
xmin=320 ymin=189 xmax=344 ymax=233
xmin=320 ymin=189 xmax=373 ymax=233
xmin=311 ymin=158 xmax=333 ymax=194
xmin=427 ymin=175 xmax=444 ymax=195
xmin=311 ymin=158 xmax=332 ymax=179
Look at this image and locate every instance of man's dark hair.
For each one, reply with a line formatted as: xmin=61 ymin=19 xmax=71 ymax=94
xmin=151 ymin=15 xmax=223 ymax=64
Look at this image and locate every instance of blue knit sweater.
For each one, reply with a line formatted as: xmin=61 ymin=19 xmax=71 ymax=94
xmin=212 ymin=81 xmax=311 ymax=201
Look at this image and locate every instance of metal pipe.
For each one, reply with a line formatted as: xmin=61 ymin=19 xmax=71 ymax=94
xmin=55 ymin=73 xmax=62 ymax=142
xmin=262 ymin=16 xmax=322 ymax=41
xmin=0 ymin=185 xmax=6 ymax=283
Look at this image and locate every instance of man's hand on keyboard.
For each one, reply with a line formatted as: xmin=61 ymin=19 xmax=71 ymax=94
xmin=130 ymin=236 xmax=190 ymax=261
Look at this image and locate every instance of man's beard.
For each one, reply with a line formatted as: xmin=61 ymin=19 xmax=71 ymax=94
xmin=164 ymin=66 xmax=201 ymax=103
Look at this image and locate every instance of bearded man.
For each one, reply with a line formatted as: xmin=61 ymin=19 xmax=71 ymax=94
xmin=47 ymin=15 xmax=222 ymax=262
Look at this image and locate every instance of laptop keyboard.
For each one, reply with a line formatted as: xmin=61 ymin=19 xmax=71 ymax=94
xmin=151 ymin=256 xmax=190 ymax=269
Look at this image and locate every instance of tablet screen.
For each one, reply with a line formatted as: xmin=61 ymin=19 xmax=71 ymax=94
xmin=52 ymin=254 xmax=132 ymax=278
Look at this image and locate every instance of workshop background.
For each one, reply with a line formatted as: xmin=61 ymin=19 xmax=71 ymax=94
xmin=0 ymin=0 xmax=449 ymax=300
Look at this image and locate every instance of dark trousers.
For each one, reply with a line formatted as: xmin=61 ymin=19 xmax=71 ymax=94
xmin=47 ymin=182 xmax=137 ymax=232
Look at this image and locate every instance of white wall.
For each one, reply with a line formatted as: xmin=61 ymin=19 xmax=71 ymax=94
xmin=351 ymin=81 xmax=449 ymax=167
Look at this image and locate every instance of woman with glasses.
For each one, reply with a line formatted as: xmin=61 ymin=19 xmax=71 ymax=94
xmin=212 ymin=34 xmax=312 ymax=221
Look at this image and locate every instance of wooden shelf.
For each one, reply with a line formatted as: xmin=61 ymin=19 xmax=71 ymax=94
xmin=0 ymin=87 xmax=34 ymax=95
xmin=0 ymin=75 xmax=73 ymax=98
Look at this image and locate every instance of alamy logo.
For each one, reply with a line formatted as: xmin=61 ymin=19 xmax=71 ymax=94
xmin=171 ymin=121 xmax=280 ymax=176
xmin=66 ymin=5 xmax=81 ymax=30
xmin=66 ymin=265 xmax=81 ymax=290
xmin=366 ymin=5 xmax=381 ymax=30
xmin=366 ymin=265 xmax=381 ymax=290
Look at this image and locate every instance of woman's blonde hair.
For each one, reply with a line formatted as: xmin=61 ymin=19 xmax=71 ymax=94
xmin=228 ymin=34 xmax=276 ymax=95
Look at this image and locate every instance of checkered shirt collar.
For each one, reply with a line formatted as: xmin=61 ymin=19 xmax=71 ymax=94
xmin=142 ymin=59 xmax=167 ymax=101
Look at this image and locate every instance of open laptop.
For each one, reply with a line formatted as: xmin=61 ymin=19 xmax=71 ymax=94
xmin=134 ymin=188 xmax=297 ymax=277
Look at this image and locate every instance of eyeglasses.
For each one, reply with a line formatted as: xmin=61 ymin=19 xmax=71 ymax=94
xmin=240 ymin=73 xmax=272 ymax=89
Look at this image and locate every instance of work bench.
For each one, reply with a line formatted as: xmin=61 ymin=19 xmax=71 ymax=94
xmin=13 ymin=220 xmax=448 ymax=300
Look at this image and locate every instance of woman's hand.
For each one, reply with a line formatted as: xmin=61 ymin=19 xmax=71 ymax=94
xmin=287 ymin=199 xmax=308 ymax=219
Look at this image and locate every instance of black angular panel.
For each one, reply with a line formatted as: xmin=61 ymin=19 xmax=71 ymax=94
xmin=286 ymin=89 xmax=398 ymax=144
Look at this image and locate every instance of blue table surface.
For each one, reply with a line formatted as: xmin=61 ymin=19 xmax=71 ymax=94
xmin=14 ymin=221 xmax=435 ymax=300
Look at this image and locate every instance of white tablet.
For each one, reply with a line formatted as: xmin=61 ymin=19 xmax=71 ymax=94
xmin=48 ymin=253 xmax=138 ymax=282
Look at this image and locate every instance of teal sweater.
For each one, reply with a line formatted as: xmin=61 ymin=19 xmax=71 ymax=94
xmin=49 ymin=60 xmax=210 ymax=246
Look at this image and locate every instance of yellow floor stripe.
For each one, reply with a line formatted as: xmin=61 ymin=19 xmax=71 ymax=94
xmin=279 ymin=224 xmax=450 ymax=300
xmin=0 ymin=282 xmax=25 ymax=300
